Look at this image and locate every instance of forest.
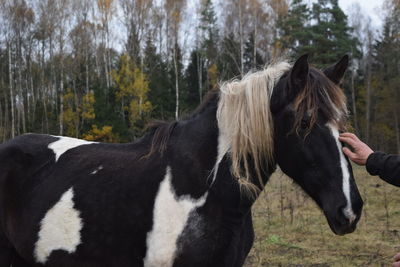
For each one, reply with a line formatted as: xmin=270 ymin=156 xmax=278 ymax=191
xmin=0 ymin=0 xmax=399 ymax=154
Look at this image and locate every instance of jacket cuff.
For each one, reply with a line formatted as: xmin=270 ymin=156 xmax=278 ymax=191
xmin=366 ymin=151 xmax=386 ymax=176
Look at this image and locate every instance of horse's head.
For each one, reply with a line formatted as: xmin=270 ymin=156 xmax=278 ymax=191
xmin=270 ymin=54 xmax=363 ymax=235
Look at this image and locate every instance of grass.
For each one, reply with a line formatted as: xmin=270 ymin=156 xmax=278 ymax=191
xmin=245 ymin=165 xmax=400 ymax=266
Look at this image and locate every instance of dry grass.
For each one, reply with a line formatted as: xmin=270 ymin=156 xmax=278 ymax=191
xmin=245 ymin=166 xmax=400 ymax=267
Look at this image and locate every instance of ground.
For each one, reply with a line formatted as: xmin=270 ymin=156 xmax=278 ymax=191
xmin=245 ymin=166 xmax=400 ymax=266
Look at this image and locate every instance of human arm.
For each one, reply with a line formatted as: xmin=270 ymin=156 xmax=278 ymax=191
xmin=339 ymin=133 xmax=400 ymax=187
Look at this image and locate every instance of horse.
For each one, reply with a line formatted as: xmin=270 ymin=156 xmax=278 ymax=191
xmin=0 ymin=54 xmax=363 ymax=267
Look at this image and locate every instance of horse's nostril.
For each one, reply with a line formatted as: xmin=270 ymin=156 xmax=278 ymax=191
xmin=341 ymin=206 xmax=356 ymax=225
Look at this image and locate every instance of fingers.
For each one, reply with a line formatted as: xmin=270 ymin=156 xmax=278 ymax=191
xmin=339 ymin=132 xmax=359 ymax=141
xmin=342 ymin=147 xmax=356 ymax=160
xmin=339 ymin=136 xmax=358 ymax=149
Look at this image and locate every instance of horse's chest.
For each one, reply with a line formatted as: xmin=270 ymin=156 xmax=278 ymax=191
xmin=143 ymin=166 xmax=208 ymax=267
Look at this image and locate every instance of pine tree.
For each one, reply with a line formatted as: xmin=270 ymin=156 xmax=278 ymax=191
xmin=243 ymin=33 xmax=264 ymax=72
xmin=184 ymin=50 xmax=206 ymax=111
xmin=195 ymin=0 xmax=219 ymax=101
xmin=199 ymin=0 xmax=218 ymax=62
xmin=370 ymin=2 xmax=400 ymax=152
xmin=277 ymin=0 xmax=311 ymax=57
xmin=143 ymin=38 xmax=173 ymax=119
xmin=309 ymin=0 xmax=358 ymax=66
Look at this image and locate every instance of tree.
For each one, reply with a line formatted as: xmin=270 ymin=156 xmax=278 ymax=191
xmin=83 ymin=125 xmax=118 ymax=142
xmin=184 ymin=50 xmax=206 ymax=111
xmin=63 ymin=88 xmax=95 ymax=137
xmin=310 ymin=0 xmax=359 ymax=66
xmin=197 ymin=0 xmax=219 ymax=100
xmin=120 ymin=0 xmax=152 ymax=64
xmin=55 ymin=0 xmax=71 ymax=135
xmin=112 ymin=54 xmax=152 ymax=137
xmin=217 ymin=33 xmax=241 ymax=81
xmin=164 ymin=0 xmax=187 ymax=120
xmin=277 ymin=0 xmax=311 ymax=57
xmin=97 ymin=0 xmax=115 ymax=90
xmin=243 ymin=33 xmax=264 ymax=72
xmin=143 ymin=37 xmax=172 ymax=119
xmin=370 ymin=1 xmax=400 ymax=152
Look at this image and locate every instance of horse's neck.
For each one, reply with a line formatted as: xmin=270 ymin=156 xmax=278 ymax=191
xmin=171 ymin=92 xmax=274 ymax=212
xmin=171 ymin=93 xmax=220 ymax=171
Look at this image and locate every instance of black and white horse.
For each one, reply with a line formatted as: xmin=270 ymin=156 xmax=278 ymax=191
xmin=0 ymin=55 xmax=363 ymax=267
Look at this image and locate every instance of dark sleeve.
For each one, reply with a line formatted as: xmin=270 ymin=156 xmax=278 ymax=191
xmin=366 ymin=152 xmax=400 ymax=187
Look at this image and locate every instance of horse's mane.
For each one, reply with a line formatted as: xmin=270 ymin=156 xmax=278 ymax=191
xmin=217 ymin=61 xmax=291 ymax=192
xmin=292 ymin=67 xmax=348 ymax=134
xmin=145 ymin=90 xmax=219 ymax=157
xmin=146 ymin=120 xmax=178 ymax=157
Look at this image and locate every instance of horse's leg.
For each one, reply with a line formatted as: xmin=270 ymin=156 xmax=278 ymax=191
xmin=230 ymin=212 xmax=255 ymax=267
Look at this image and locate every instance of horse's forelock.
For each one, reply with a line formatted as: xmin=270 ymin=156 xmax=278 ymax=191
xmin=292 ymin=67 xmax=348 ymax=135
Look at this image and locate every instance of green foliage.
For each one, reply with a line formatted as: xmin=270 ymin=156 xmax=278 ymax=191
xmin=184 ymin=50 xmax=206 ymax=110
xmin=277 ymin=0 xmax=312 ymax=57
xmin=309 ymin=0 xmax=359 ymax=66
xmin=143 ymin=37 xmax=174 ymax=120
xmin=243 ymin=33 xmax=265 ymax=72
xmin=278 ymin=0 xmax=359 ymax=66
xmin=368 ymin=3 xmax=400 ymax=153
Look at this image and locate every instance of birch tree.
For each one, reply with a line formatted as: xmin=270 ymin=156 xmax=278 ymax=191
xmin=165 ymin=0 xmax=186 ymax=120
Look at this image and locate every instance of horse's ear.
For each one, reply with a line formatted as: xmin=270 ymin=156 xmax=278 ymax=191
xmin=323 ymin=55 xmax=349 ymax=85
xmin=290 ymin=54 xmax=309 ymax=97
xmin=271 ymin=54 xmax=309 ymax=113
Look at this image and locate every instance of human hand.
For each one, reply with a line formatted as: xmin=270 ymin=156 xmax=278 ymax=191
xmin=338 ymin=132 xmax=374 ymax=166
xmin=393 ymin=252 xmax=400 ymax=267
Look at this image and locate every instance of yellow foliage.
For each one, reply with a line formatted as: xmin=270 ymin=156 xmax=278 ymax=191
xmin=112 ymin=54 xmax=152 ymax=129
xmin=63 ymin=88 xmax=79 ymax=137
xmin=97 ymin=0 xmax=114 ymax=13
xmin=80 ymin=91 xmax=96 ymax=120
xmin=83 ymin=125 xmax=118 ymax=143
xmin=62 ymin=88 xmax=96 ymax=137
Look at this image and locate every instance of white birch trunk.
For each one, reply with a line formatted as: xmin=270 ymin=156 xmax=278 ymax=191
xmin=197 ymin=51 xmax=203 ymax=103
xmin=350 ymin=64 xmax=358 ymax=134
xmin=8 ymin=44 xmax=15 ymax=138
xmin=174 ymin=46 xmax=179 ymax=120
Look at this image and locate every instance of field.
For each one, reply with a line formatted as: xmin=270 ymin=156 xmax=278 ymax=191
xmin=245 ymin=166 xmax=400 ymax=266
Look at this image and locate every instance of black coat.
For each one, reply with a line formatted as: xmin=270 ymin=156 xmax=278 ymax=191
xmin=367 ymin=152 xmax=400 ymax=186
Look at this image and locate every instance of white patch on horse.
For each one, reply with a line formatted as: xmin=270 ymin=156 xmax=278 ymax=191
xmin=327 ymin=123 xmax=356 ymax=223
xmin=34 ymin=187 xmax=83 ymax=263
xmin=48 ymin=136 xmax=97 ymax=162
xmin=144 ymin=166 xmax=208 ymax=267
xmin=90 ymin=165 xmax=103 ymax=175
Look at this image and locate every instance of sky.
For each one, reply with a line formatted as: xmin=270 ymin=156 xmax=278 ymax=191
xmin=338 ymin=0 xmax=385 ymax=29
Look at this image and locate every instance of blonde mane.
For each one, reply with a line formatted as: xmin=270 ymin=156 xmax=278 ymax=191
xmin=217 ymin=61 xmax=291 ymax=193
